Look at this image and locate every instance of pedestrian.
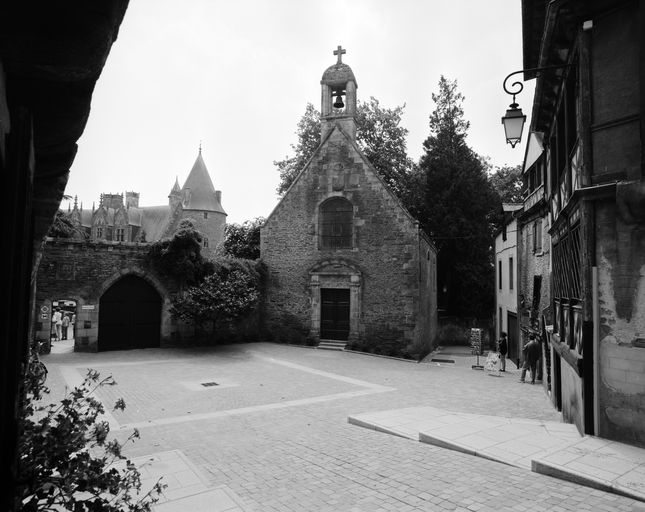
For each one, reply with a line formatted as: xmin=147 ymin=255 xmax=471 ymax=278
xmin=71 ymin=313 xmax=76 ymax=340
xmin=519 ymin=334 xmax=540 ymax=384
xmin=61 ymin=313 xmax=70 ymax=340
xmin=51 ymin=308 xmax=62 ymax=341
xmin=497 ymin=332 xmax=508 ymax=372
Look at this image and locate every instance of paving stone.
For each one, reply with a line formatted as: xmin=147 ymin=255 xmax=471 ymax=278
xmin=40 ymin=343 xmax=645 ymax=511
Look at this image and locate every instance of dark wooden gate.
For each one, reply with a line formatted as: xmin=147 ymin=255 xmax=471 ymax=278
xmin=98 ymin=275 xmax=161 ymax=351
xmin=320 ymin=288 xmax=350 ymax=340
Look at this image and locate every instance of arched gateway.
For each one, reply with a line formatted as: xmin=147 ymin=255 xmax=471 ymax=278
xmin=98 ymin=275 xmax=161 ymax=351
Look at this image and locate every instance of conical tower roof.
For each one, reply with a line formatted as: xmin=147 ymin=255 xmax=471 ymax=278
xmin=169 ymin=176 xmax=181 ymax=196
xmin=181 ymin=151 xmax=225 ymax=213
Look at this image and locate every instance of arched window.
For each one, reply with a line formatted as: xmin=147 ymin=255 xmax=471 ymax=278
xmin=320 ymin=197 xmax=353 ymax=249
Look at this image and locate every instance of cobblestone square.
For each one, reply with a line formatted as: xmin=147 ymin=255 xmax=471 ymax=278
xmin=41 ymin=343 xmax=645 ymax=511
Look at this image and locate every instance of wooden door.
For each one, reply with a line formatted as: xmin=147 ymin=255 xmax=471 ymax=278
xmin=99 ymin=275 xmax=161 ymax=351
xmin=320 ymin=288 xmax=350 ymax=340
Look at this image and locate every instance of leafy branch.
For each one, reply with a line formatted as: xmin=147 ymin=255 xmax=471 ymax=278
xmin=16 ymin=353 xmax=166 ymax=511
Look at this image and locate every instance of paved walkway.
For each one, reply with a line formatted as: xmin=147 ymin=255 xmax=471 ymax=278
xmin=349 ymin=406 xmax=645 ymax=502
xmin=39 ymin=342 xmax=645 ymax=511
xmin=128 ymin=450 xmax=249 ymax=511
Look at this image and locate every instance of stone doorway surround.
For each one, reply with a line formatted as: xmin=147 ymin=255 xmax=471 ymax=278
xmin=309 ymin=259 xmax=361 ymax=341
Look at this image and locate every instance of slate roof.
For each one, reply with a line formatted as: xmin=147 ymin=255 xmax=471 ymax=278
xmin=181 ymin=152 xmax=226 ymax=213
xmin=139 ymin=205 xmax=173 ymax=241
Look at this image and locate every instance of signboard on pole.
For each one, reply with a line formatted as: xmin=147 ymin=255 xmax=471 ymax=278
xmin=470 ymin=328 xmax=484 ymax=370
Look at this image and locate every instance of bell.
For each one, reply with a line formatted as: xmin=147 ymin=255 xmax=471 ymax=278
xmin=333 ymin=93 xmax=344 ymax=109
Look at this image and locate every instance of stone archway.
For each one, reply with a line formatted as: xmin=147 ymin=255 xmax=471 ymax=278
xmin=98 ymin=275 xmax=161 ymax=351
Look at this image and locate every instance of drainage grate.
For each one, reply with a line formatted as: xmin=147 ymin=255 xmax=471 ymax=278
xmin=201 ymin=382 xmax=219 ymax=387
xmin=430 ymin=358 xmax=455 ymax=363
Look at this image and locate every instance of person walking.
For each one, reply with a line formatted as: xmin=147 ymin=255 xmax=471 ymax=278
xmin=51 ymin=308 xmax=62 ymax=341
xmin=519 ymin=334 xmax=540 ymax=384
xmin=61 ymin=313 xmax=70 ymax=340
xmin=497 ymin=332 xmax=508 ymax=372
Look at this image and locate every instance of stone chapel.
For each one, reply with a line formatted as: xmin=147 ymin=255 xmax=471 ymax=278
xmin=261 ymin=48 xmax=438 ymax=353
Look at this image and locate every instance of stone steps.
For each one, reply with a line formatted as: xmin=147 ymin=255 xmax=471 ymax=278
xmin=317 ymin=340 xmax=347 ymax=351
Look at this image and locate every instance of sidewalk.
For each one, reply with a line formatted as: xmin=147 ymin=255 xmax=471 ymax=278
xmin=349 ymin=405 xmax=645 ymax=503
xmin=129 ymin=450 xmax=251 ymax=512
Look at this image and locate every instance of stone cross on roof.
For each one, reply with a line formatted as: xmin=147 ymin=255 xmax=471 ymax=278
xmin=333 ymin=45 xmax=346 ymax=64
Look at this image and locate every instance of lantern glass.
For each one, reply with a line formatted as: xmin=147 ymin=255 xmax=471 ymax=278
xmin=502 ymin=105 xmax=526 ymax=148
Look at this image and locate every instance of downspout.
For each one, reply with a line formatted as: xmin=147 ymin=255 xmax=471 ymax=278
xmin=592 ymin=266 xmax=599 ymax=435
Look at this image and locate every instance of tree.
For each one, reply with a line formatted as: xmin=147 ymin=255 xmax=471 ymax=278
xmin=275 ymin=103 xmax=320 ymax=196
xmin=47 ymin=210 xmax=84 ymax=239
xmin=489 ymin=164 xmax=523 ymax=203
xmin=146 ymin=219 xmax=213 ymax=288
xmin=418 ymin=76 xmax=499 ymax=318
xmin=170 ymin=259 xmax=262 ymax=331
xmin=223 ymin=217 xmax=265 ymax=260
xmin=16 ymin=352 xmax=164 ymax=511
xmin=274 ymin=98 xmax=418 ymax=204
xmin=355 ymin=97 xmax=418 ymax=201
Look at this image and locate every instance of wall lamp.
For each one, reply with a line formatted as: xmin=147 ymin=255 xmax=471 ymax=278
xmin=502 ymin=65 xmax=571 ymax=148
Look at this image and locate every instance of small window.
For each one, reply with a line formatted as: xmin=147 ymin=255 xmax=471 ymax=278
xmin=509 ymin=257 xmax=514 ymax=290
xmin=96 ymin=227 xmax=103 ymax=239
xmin=203 ymin=212 xmax=208 ymax=219
xmin=498 ymin=260 xmax=502 ymax=290
xmin=533 ymin=221 xmax=542 ymax=253
xmin=115 ymin=228 xmax=125 ymax=242
xmin=203 ymin=237 xmax=209 ymax=248
xmin=320 ymin=197 xmax=353 ymax=249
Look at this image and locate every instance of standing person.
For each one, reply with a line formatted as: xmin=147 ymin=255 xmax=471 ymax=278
xmin=61 ymin=313 xmax=70 ymax=340
xmin=497 ymin=332 xmax=508 ymax=372
xmin=70 ymin=313 xmax=76 ymax=340
xmin=51 ymin=308 xmax=62 ymax=341
xmin=519 ymin=334 xmax=540 ymax=384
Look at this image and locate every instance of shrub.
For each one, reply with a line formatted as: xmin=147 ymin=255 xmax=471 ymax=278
xmin=436 ymin=323 xmax=470 ymax=346
xmin=170 ymin=258 xmax=264 ymax=339
xmin=16 ymin=350 xmax=165 ymax=511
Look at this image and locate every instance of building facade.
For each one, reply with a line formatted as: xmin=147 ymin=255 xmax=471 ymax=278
xmin=516 ymin=132 xmax=552 ymax=383
xmin=34 ymin=150 xmax=226 ymax=352
xmin=520 ymin=0 xmax=645 ymax=446
xmin=261 ymin=49 xmax=438 ymax=354
xmin=67 ymin=150 xmax=226 ymax=257
xmin=495 ymin=204 xmax=522 ymax=366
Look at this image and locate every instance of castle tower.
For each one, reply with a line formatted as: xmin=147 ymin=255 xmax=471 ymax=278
xmin=179 ymin=148 xmax=226 ymax=256
xmin=168 ymin=176 xmax=181 ymax=209
xmin=320 ymin=45 xmax=357 ymax=141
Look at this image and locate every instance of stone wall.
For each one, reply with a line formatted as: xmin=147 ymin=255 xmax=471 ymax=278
xmin=596 ymin=199 xmax=645 ymax=447
xmin=261 ymin=128 xmax=436 ymax=351
xmin=33 ymin=238 xmax=193 ymax=352
xmin=180 ymin=209 xmax=226 ymax=259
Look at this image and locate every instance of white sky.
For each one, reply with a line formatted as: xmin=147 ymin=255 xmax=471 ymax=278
xmin=64 ymin=0 xmax=535 ymax=224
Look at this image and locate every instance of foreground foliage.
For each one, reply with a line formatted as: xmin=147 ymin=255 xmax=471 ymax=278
xmin=16 ymin=352 xmax=164 ymax=511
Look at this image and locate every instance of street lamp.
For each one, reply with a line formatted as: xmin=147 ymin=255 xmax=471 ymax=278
xmin=501 ymin=65 xmax=570 ymax=148
xmin=502 ymin=101 xmax=526 ymax=148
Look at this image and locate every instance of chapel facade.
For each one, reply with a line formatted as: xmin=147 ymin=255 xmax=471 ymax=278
xmin=261 ymin=48 xmax=438 ymax=354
